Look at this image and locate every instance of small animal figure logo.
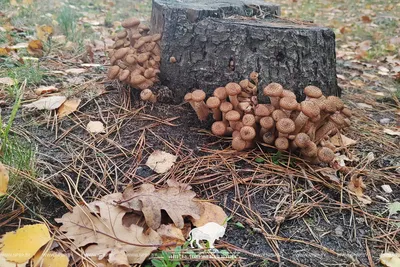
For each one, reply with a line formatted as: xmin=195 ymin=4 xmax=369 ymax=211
xmin=188 ymin=222 xmax=226 ymax=249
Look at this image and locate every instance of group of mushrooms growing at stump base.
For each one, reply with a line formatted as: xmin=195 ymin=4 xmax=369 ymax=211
xmin=107 ymin=17 xmax=161 ymax=103
xmin=185 ymin=73 xmax=352 ymax=164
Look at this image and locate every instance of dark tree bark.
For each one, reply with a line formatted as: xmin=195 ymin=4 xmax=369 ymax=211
xmin=151 ymin=0 xmax=339 ymax=102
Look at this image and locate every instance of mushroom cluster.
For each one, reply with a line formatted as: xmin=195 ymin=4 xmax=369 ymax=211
xmin=185 ymin=74 xmax=352 ymax=164
xmin=107 ymin=17 xmax=161 ymax=102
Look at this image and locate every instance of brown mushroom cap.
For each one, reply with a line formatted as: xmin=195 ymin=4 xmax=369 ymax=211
xmin=301 ymin=101 xmax=320 ymax=118
xmin=125 ymin=54 xmax=137 ymax=65
xmin=225 ymin=82 xmax=241 ymax=96
xmin=206 ymin=96 xmax=221 ymax=109
xmin=169 ymin=56 xmax=177 ymax=63
xmin=281 ymin=89 xmax=296 ymax=98
xmin=280 ymin=97 xmax=299 ymax=111
xmin=275 ymin=137 xmax=289 ymax=150
xmin=116 ymin=31 xmax=128 ymax=39
xmin=225 ymin=110 xmax=241 ymax=121
xmin=263 ymin=83 xmax=283 ymax=97
xmin=211 ymin=121 xmax=227 ymax=136
xmin=137 ymin=53 xmax=150 ymax=63
xmin=327 ymin=96 xmax=344 ymax=110
xmin=341 ymin=107 xmax=352 ymax=118
xmin=122 ymin=18 xmax=140 ymax=28
xmin=220 ymin=102 xmax=233 ymax=113
xmin=213 ymin=87 xmax=227 ymax=101
xmin=130 ymin=74 xmax=147 ymax=85
xmin=259 ymin=116 xmax=274 ymax=130
xmin=242 ymin=114 xmax=256 ymax=126
xmin=119 ymin=69 xmax=130 ymax=81
xmin=330 ymin=113 xmax=345 ymax=126
xmin=191 ymin=89 xmax=206 ymax=102
xmin=140 ymin=89 xmax=154 ymax=101
xmin=262 ymin=131 xmax=276 ymax=144
xmin=240 ymin=126 xmax=256 ymax=141
xmin=184 ymin=93 xmax=192 ymax=102
xmin=254 ymin=104 xmax=272 ymax=117
xmin=294 ymin=133 xmax=311 ymax=148
xmin=114 ymin=47 xmax=130 ymax=60
xmin=317 ymin=147 xmax=335 ymax=163
xmin=232 ymin=136 xmax=247 ymax=151
xmin=304 ymin=86 xmax=323 ymax=98
xmin=302 ymin=142 xmax=318 ymax=157
xmin=272 ymin=109 xmax=288 ymax=121
xmin=239 ymin=79 xmax=250 ymax=90
xmin=249 ymin=71 xmax=258 ymax=80
xmin=107 ymin=66 xmax=120 ymax=79
xmin=276 ymin=118 xmax=295 ymax=134
xmin=144 ymin=68 xmax=156 ymax=79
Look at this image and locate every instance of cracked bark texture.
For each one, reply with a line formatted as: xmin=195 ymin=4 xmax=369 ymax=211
xmin=151 ymin=0 xmax=339 ymax=103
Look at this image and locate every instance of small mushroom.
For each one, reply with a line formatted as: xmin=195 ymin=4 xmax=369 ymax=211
xmin=211 ymin=121 xmax=227 ymax=136
xmin=240 ymin=126 xmax=256 ymax=141
xmin=232 ymin=136 xmax=247 ymax=151
xmin=263 ymin=83 xmax=283 ymax=108
xmin=276 ymin=118 xmax=295 ymax=137
xmin=122 ymin=18 xmax=141 ymax=29
xmin=119 ymin=69 xmax=131 ymax=82
xmin=213 ymin=87 xmax=227 ymax=102
xmin=314 ymin=113 xmax=345 ymax=142
xmin=317 ymin=147 xmax=335 ymax=163
xmin=275 ymin=137 xmax=289 ymax=151
xmin=272 ymin=109 xmax=288 ymax=122
xmin=279 ymin=96 xmax=299 ymax=116
xmin=242 ymin=114 xmax=256 ymax=127
xmin=281 ymin=89 xmax=296 ymax=99
xmin=140 ymin=89 xmax=157 ymax=103
xmin=304 ymin=86 xmax=323 ymax=99
xmin=170 ymin=56 xmax=177 ymax=63
xmin=225 ymin=110 xmax=241 ymax=130
xmin=220 ymin=102 xmax=233 ymax=124
xmin=107 ymin=66 xmax=120 ymax=79
xmin=191 ymin=89 xmax=209 ymax=121
xmin=293 ymin=101 xmax=320 ymax=134
xmin=259 ymin=116 xmax=275 ymax=137
xmin=249 ymin=71 xmax=259 ymax=86
xmin=225 ymin=82 xmax=242 ymax=108
xmin=206 ymin=97 xmax=222 ymax=121
xmin=254 ymin=104 xmax=272 ymax=122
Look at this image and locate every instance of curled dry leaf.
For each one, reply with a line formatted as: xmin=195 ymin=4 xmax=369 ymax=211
xmin=121 ymin=184 xmax=201 ymax=230
xmin=24 ymin=96 xmax=67 ymax=110
xmin=56 ymin=196 xmax=162 ymax=265
xmin=383 ymin=128 xmax=400 ymax=137
xmin=330 ymin=133 xmax=357 ymax=147
xmin=0 ymin=77 xmax=15 ymax=86
xmin=0 ymin=161 xmax=9 ymax=197
xmin=157 ymin=224 xmax=186 ymax=248
xmin=348 ymin=176 xmax=371 ymax=204
xmin=57 ymin=98 xmax=81 ymax=118
xmin=32 ymin=249 xmax=69 ymax=267
xmin=145 ymin=150 xmax=177 ymax=174
xmin=27 ymin=40 xmax=44 ymax=56
xmin=380 ymin=252 xmax=400 ymax=267
xmin=34 ymin=86 xmax=59 ymax=95
xmin=0 ymin=224 xmax=51 ymax=263
xmin=87 ymin=121 xmax=105 ymax=133
xmin=36 ymin=25 xmax=53 ymax=42
xmin=191 ymin=202 xmax=228 ymax=227
xmin=166 ymin=178 xmax=192 ymax=191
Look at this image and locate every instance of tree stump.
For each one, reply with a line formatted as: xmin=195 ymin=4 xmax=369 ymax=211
xmin=151 ymin=0 xmax=340 ymax=102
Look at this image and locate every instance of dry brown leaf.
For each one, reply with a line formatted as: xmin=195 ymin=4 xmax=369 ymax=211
xmin=166 ymin=178 xmax=192 ymax=191
xmin=34 ymin=86 xmax=58 ymax=95
xmin=361 ymin=15 xmax=371 ymax=23
xmin=145 ymin=150 xmax=177 ymax=174
xmin=348 ymin=176 xmax=371 ymax=204
xmin=0 ymin=77 xmax=15 ymax=86
xmin=121 ymin=184 xmax=201 ymax=230
xmin=86 ymin=121 xmax=105 ymax=133
xmin=57 ymin=98 xmax=81 ymax=118
xmin=156 ymin=224 xmax=186 ymax=248
xmin=0 ymin=47 xmax=10 ymax=56
xmin=0 ymin=224 xmax=51 ymax=263
xmin=383 ymin=128 xmax=400 ymax=137
xmin=56 ymin=197 xmax=162 ymax=265
xmin=191 ymin=202 xmax=228 ymax=227
xmin=380 ymin=252 xmax=400 ymax=267
xmin=24 ymin=96 xmax=67 ymax=110
xmin=330 ymin=133 xmax=357 ymax=147
xmin=0 ymin=161 xmax=9 ymax=197
xmin=32 ymin=249 xmax=69 ymax=267
xmin=65 ymin=68 xmax=87 ymax=74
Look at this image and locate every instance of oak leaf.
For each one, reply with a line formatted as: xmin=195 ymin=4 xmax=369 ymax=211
xmin=57 ymin=98 xmax=81 ymax=118
xmin=121 ymin=184 xmax=201 ymax=230
xmin=191 ymin=202 xmax=228 ymax=227
xmin=56 ymin=195 xmax=162 ymax=265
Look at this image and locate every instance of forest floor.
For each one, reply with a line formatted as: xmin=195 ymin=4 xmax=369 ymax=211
xmin=0 ymin=0 xmax=399 ymax=266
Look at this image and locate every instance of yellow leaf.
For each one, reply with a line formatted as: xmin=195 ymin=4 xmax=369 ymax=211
xmin=22 ymin=0 xmax=33 ymax=5
xmin=0 ymin=47 xmax=10 ymax=56
xmin=0 ymin=224 xmax=51 ymax=263
xmin=0 ymin=254 xmax=27 ymax=267
xmin=36 ymin=25 xmax=53 ymax=42
xmin=57 ymin=98 xmax=81 ymax=118
xmin=32 ymin=249 xmax=69 ymax=267
xmin=0 ymin=162 xmax=9 ymax=197
xmin=27 ymin=40 xmax=43 ymax=56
